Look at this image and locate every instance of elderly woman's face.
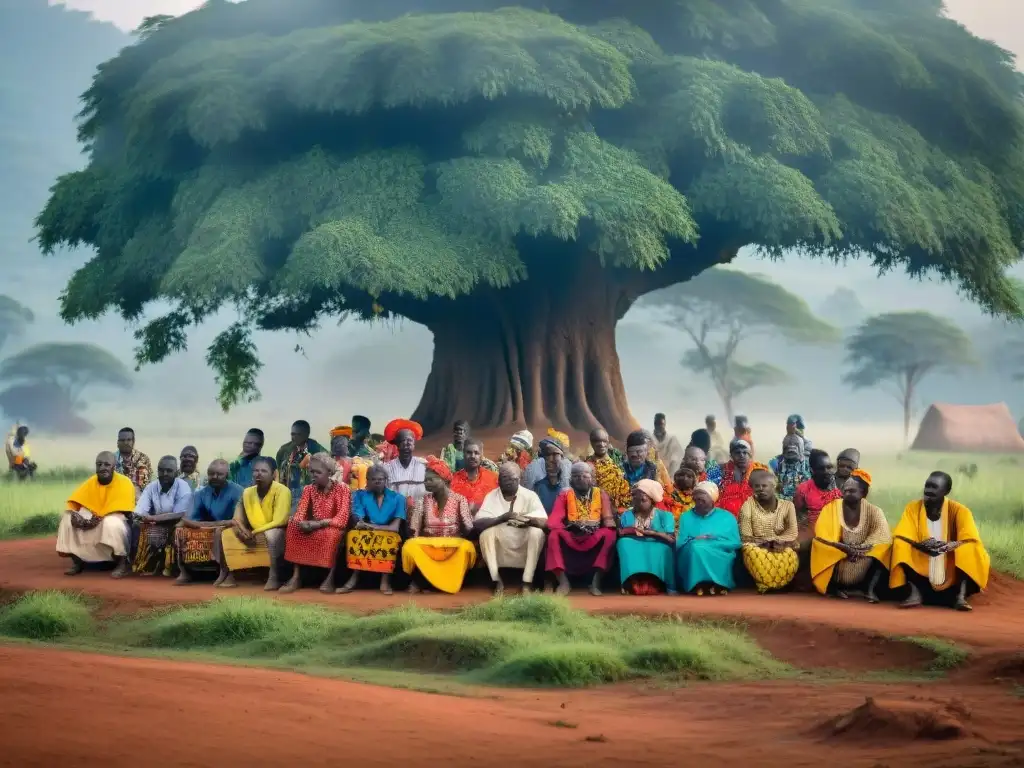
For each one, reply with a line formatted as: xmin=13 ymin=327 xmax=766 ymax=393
xmin=310 ymin=460 xmax=331 ymax=488
xmin=682 ymin=447 xmax=706 ymax=474
xmin=842 ymin=477 xmax=864 ymax=505
xmin=366 ymin=467 xmax=388 ymax=493
xmin=692 ymin=488 xmax=714 ymax=514
xmin=626 ymin=444 xmax=647 ymax=468
xmin=674 ymin=467 xmax=697 ymax=492
xmin=782 ymin=437 xmax=801 ymax=461
xmin=570 ymin=465 xmax=593 ymax=493
xmin=731 ymin=444 xmax=751 ymax=467
xmin=423 ymin=469 xmax=445 ymax=494
xmin=631 ymin=487 xmax=654 ymax=513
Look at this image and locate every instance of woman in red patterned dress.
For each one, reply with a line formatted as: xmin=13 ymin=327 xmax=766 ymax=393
xmin=716 ymin=439 xmax=768 ymax=519
xmin=280 ymin=453 xmax=351 ymax=594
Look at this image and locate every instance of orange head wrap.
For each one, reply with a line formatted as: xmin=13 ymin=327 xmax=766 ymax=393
xmin=424 ymin=455 xmax=452 ymax=483
xmin=851 ymin=468 xmax=872 ymax=487
xmin=384 ymin=419 xmax=424 ymax=444
xmin=330 ymin=425 xmax=353 ymax=438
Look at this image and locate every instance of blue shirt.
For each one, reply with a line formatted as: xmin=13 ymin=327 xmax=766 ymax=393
xmin=189 ymin=481 xmax=244 ymax=522
xmin=523 ymin=457 xmax=570 ymax=491
xmin=532 ymin=478 xmax=563 ymax=515
xmin=134 ymin=478 xmax=193 ymax=517
xmin=351 ymin=488 xmax=407 ymax=526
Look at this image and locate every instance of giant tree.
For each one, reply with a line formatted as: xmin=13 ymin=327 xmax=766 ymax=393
xmin=843 ymin=312 xmax=976 ymax=444
xmin=644 ymin=268 xmax=839 ymax=421
xmin=34 ymin=0 xmax=1024 ymax=439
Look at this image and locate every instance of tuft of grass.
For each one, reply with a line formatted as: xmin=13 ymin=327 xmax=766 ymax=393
xmin=0 ymin=590 xmax=93 ymax=640
xmin=6 ymin=512 xmax=60 ymax=538
xmin=483 ymin=643 xmax=632 ymax=686
xmin=899 ymin=635 xmax=970 ymax=672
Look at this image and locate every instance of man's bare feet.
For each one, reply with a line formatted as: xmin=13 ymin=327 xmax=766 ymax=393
xmin=264 ymin=577 xmax=281 ymax=591
xmin=555 ymin=573 xmax=571 ymax=596
xmin=174 ymin=573 xmax=192 ymax=586
xmin=217 ymin=574 xmax=237 ymax=589
xmin=110 ymin=559 xmax=130 ymax=579
xmin=335 ymin=573 xmax=358 ymax=595
xmin=492 ymin=580 xmax=504 ymax=597
xmin=899 ymin=583 xmax=923 ymax=609
xmin=64 ymin=557 xmax=84 ymax=576
xmin=407 ymin=582 xmax=422 ymax=595
xmin=278 ymin=573 xmax=301 ymax=594
xmin=380 ymin=575 xmax=393 ymax=596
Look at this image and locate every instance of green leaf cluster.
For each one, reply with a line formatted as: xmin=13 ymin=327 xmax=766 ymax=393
xmin=34 ymin=0 xmax=1024 ymax=408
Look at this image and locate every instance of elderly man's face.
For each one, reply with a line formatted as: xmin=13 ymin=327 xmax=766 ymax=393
xmin=498 ymin=467 xmax=520 ymax=496
xmin=626 ymin=444 xmax=647 ymax=469
xmin=207 ymin=461 xmax=228 ymax=489
xmin=682 ymin=446 xmax=706 ymax=474
xmin=570 ymin=465 xmax=593 ymax=494
xmin=95 ymin=454 xmax=115 ymax=483
xmin=157 ymin=458 xmax=177 ymax=488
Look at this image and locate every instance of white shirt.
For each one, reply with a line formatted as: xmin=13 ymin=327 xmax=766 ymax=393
xmin=384 ymin=456 xmax=426 ymax=499
xmin=475 ymin=486 xmax=547 ymax=522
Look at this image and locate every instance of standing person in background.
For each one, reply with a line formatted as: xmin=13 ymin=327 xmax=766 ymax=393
xmin=276 ymin=420 xmax=327 ymax=512
xmin=328 ymin=427 xmax=354 ymax=487
xmin=382 ymin=419 xmax=426 ymax=500
xmin=177 ymin=445 xmax=204 ymax=490
xmin=652 ymin=413 xmax=685 ymax=476
xmin=622 ymin=430 xmax=659 ymax=486
xmin=440 ymin=420 xmax=470 ymax=472
xmin=349 ymin=415 xmax=377 ymax=458
xmin=228 ymin=428 xmax=265 ymax=487
xmin=5 ymin=424 xmax=36 ymax=480
xmin=834 ymin=448 xmax=861 ymax=489
xmin=523 ymin=434 xmax=571 ymax=490
xmin=115 ymin=427 xmax=152 ymax=499
xmin=786 ymin=414 xmax=812 ymax=457
xmin=686 ymin=432 xmax=722 ymax=484
xmin=733 ymin=415 xmax=754 ymax=458
xmin=706 ymin=415 xmax=729 ymax=465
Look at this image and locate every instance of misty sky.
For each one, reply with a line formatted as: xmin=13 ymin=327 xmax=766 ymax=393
xmin=9 ymin=1 xmax=1024 ymax=457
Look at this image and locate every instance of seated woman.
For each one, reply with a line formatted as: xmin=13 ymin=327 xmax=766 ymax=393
xmin=739 ymin=468 xmax=799 ymax=593
xmin=617 ymin=479 xmax=676 ymax=595
xmin=659 ymin=465 xmax=698 ymax=534
xmin=889 ymin=471 xmax=990 ymax=612
xmin=811 ymin=469 xmax=891 ymax=602
xmin=280 ymin=453 xmax=351 ymax=594
xmin=402 ymin=457 xmax=477 ymax=594
xmin=676 ymin=481 xmax=741 ymax=596
xmin=717 ymin=439 xmax=766 ymax=518
xmin=216 ymin=457 xmax=291 ymax=590
xmin=338 ymin=463 xmax=406 ymax=595
xmin=57 ymin=451 xmax=136 ymax=578
xmin=545 ymin=462 xmax=617 ymax=596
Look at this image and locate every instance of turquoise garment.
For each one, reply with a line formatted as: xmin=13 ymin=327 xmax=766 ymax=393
xmin=617 ymin=508 xmax=676 ymax=591
xmin=675 ymin=508 xmax=741 ymax=593
xmin=351 ymin=488 xmax=407 ymax=525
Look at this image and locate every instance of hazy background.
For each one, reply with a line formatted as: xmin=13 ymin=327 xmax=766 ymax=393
xmin=2 ymin=0 xmax=1022 ymax=464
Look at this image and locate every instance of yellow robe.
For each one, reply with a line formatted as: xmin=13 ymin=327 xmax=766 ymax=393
xmin=66 ymin=474 xmax=136 ymax=517
xmin=888 ymin=499 xmax=990 ymax=592
xmin=811 ymin=499 xmax=892 ymax=595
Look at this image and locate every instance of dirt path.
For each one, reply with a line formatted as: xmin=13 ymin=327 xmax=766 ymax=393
xmin=2 ymin=538 xmax=1022 ymax=651
xmin=2 ymin=645 xmax=1023 ymax=767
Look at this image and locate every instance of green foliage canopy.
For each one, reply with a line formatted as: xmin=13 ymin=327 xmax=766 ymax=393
xmin=34 ymin=0 xmax=1024 ymax=409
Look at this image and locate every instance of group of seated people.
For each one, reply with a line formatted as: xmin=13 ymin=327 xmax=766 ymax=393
xmin=53 ymin=413 xmax=991 ymax=611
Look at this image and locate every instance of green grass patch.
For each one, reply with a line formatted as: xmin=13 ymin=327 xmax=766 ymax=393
xmin=899 ymin=635 xmax=970 ymax=672
xmin=0 ymin=590 xmax=93 ymax=640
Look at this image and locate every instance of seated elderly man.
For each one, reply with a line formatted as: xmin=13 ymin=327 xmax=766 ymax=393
xmin=545 ymin=462 xmax=617 ymax=596
xmin=890 ymin=471 xmax=990 ymax=612
xmin=57 ymin=451 xmax=137 ymax=578
xmin=475 ymin=462 xmax=548 ymax=596
xmin=175 ymin=459 xmax=244 ymax=585
xmin=132 ymin=455 xmax=193 ymax=575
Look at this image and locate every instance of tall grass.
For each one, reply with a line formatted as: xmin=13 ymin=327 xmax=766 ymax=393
xmin=19 ymin=593 xmax=787 ymax=687
xmin=0 ymin=591 xmax=94 ymax=640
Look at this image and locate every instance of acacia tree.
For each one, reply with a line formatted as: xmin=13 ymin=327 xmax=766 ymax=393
xmin=34 ymin=0 xmax=1024 ymax=439
xmin=843 ymin=312 xmax=976 ymax=445
xmin=645 ymin=268 xmax=838 ymax=421
xmin=0 ymin=296 xmax=34 ymax=353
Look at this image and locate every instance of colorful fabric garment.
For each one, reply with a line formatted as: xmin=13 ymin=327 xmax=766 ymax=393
xmin=347 ymin=456 xmax=374 ymax=491
xmin=502 ymin=445 xmax=534 ymax=471
xmin=134 ymin=478 xmax=193 ymax=517
xmin=585 ymin=454 xmax=632 ymax=511
xmin=622 ymin=460 xmax=658 ymax=486
xmin=450 ymin=467 xmax=499 ymax=508
xmin=67 ymin=473 xmax=137 ymax=518
xmin=56 ymin=511 xmax=129 ymax=562
xmin=658 ymin=487 xmax=695 ymax=534
xmin=440 ymin=443 xmax=465 ymax=472
xmin=221 ymin=527 xmax=285 ymax=571
xmin=351 ymin=488 xmax=407 ymax=526
xmin=402 ymin=536 xmax=477 ymax=593
xmin=178 ymin=470 xmax=205 ymax=491
xmin=240 ymin=482 xmax=291 ymax=534
xmin=131 ymin=522 xmax=176 ymax=575
xmin=545 ymin=488 xmax=616 ymax=574
xmin=811 ymin=498 xmax=892 ymax=593
xmin=331 ymin=457 xmax=353 ymax=487
xmin=739 ymin=497 xmax=799 ymax=592
xmin=716 ymin=461 xmax=761 ymax=518
xmin=409 ymin=491 xmax=474 ymax=538
xmin=770 ymin=457 xmax=811 ymax=501
xmin=190 ymin=482 xmax=243 ymax=522
xmin=793 ymin=478 xmax=842 ymax=526
xmin=275 ymin=439 xmax=328 ymax=500
xmin=384 ymin=457 xmax=426 ymax=500
xmin=284 ymin=481 xmax=351 ymax=569
xmin=889 ymin=499 xmax=990 ymax=593
xmin=228 ymin=454 xmax=260 ymax=487
xmin=346 ymin=529 xmax=402 ymax=573
xmin=702 ymin=459 xmax=723 ymax=487
xmin=175 ymin=526 xmax=218 ymax=566
xmin=617 ymin=508 xmax=676 ymax=592
xmin=532 ymin=477 xmax=564 ymax=514
xmin=676 ymin=508 xmax=741 ymax=593
xmin=115 ymin=449 xmax=152 ymax=492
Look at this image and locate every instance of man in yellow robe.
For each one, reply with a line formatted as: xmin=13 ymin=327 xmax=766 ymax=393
xmin=56 ymin=451 xmax=136 ymax=577
xmin=890 ymin=471 xmax=990 ymax=612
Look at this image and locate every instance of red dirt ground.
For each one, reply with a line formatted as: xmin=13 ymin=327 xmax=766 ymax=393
xmin=3 ymin=645 xmax=1024 ymax=768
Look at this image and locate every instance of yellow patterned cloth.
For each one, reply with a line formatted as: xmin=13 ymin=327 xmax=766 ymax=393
xmin=587 ymin=455 xmax=632 ymax=511
xmin=739 ymin=497 xmax=799 ymax=593
xmin=811 ymin=499 xmax=892 ymax=593
xmin=346 ymin=529 xmax=402 ymax=573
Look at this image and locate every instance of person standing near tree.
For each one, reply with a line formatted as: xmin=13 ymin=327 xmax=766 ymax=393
xmin=5 ymin=424 xmax=36 ymax=480
xmin=177 ymin=445 xmax=205 ymax=490
xmin=440 ymin=420 xmax=470 ymax=472
xmin=705 ymin=415 xmax=729 ymax=465
xmin=653 ymin=413 xmax=685 ymax=476
xmin=733 ymin=415 xmax=754 ymax=458
xmin=115 ymin=427 xmax=152 ymax=499
xmin=276 ymin=420 xmax=327 ymax=512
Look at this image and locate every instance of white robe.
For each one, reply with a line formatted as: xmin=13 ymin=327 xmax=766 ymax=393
xmin=56 ymin=509 xmax=129 ymax=562
xmin=475 ymin=487 xmax=547 ymax=580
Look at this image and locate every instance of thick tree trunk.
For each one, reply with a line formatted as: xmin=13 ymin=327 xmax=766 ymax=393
xmin=403 ymin=238 xmax=739 ymax=442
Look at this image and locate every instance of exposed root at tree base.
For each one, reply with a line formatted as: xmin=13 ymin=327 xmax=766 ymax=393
xmin=814 ymin=696 xmax=976 ymax=743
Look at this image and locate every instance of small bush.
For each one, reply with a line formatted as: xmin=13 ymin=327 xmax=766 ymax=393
xmin=485 ymin=644 xmax=631 ymax=686
xmin=8 ymin=512 xmax=60 ymax=537
xmin=0 ymin=591 xmax=92 ymax=640
xmin=345 ymin=622 xmax=535 ymax=671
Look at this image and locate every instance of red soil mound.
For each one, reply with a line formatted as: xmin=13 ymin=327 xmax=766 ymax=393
xmin=815 ymin=696 xmax=975 ymax=743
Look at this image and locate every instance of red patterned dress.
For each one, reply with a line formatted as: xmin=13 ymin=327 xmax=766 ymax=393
xmin=716 ymin=461 xmax=768 ymax=519
xmin=284 ymin=481 xmax=351 ymax=568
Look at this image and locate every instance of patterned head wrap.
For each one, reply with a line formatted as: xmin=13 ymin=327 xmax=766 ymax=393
xmin=546 ymin=428 xmax=570 ymax=450
xmin=510 ymin=430 xmax=534 ymax=450
xmin=538 ymin=438 xmax=564 ymax=456
xmin=330 ymin=425 xmax=353 ymax=438
xmin=694 ymin=481 xmax=720 ymax=503
xmin=851 ymin=468 xmax=872 ymax=487
xmin=384 ymin=419 xmax=424 ymax=444
xmin=634 ymin=478 xmax=664 ymax=504
xmin=424 ymin=455 xmax=452 ymax=483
